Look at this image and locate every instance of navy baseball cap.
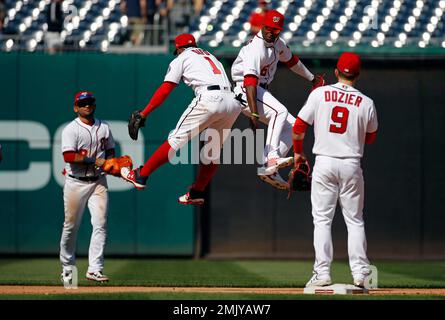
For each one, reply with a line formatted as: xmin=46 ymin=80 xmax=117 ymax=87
xmin=74 ymin=91 xmax=95 ymax=105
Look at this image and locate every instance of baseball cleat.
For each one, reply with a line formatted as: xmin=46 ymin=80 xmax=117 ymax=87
xmin=353 ymin=278 xmax=365 ymax=288
xmin=178 ymin=188 xmax=205 ymax=206
xmin=86 ymin=271 xmax=109 ymax=283
xmin=258 ymin=172 xmax=289 ymax=190
xmin=305 ymin=273 xmax=332 ymax=287
xmin=121 ymin=166 xmax=147 ymax=190
xmin=61 ymin=271 xmax=73 ymax=286
xmin=353 ymin=270 xmax=371 ymax=288
xmin=260 ymin=157 xmax=294 ymax=176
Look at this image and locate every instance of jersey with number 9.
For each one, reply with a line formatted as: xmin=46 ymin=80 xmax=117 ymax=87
xmin=297 ymin=82 xmax=378 ymax=158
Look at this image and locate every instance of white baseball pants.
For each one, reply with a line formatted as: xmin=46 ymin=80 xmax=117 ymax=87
xmin=60 ymin=175 xmax=108 ymax=273
xmin=234 ymin=85 xmax=294 ymax=163
xmin=310 ymin=155 xmax=370 ymax=279
xmin=168 ymin=90 xmax=241 ymax=161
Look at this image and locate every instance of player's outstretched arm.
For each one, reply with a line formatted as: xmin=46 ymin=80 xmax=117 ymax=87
xmin=285 ymin=55 xmax=314 ymax=81
xmin=128 ymin=82 xmax=177 ymax=141
xmin=284 ymin=55 xmax=325 ymax=90
xmin=140 ymin=81 xmax=177 ymax=118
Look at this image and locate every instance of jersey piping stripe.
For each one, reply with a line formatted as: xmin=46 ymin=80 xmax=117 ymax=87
xmin=328 ymin=85 xmax=358 ymax=93
xmin=255 ymin=33 xmax=279 ymax=46
xmin=94 ymin=120 xmax=102 ymax=176
xmin=253 ymin=34 xmax=279 ymax=85
xmin=264 ymin=47 xmax=278 ymax=84
xmin=257 ymin=98 xmax=279 ymax=152
xmin=171 ymin=95 xmax=202 ymax=137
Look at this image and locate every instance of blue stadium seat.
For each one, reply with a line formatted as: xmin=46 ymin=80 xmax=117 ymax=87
xmin=2 ymin=0 xmax=444 ymax=52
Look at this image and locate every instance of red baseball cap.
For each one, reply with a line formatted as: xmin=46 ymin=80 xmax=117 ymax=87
xmin=74 ymin=91 xmax=95 ymax=105
xmin=263 ymin=10 xmax=284 ymax=30
xmin=174 ymin=33 xmax=196 ymax=55
xmin=337 ymin=52 xmax=361 ymax=76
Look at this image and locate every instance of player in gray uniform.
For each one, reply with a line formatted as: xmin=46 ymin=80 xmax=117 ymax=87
xmin=60 ymin=91 xmax=115 ymax=284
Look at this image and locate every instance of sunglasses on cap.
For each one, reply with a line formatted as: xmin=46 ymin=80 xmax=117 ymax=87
xmin=76 ymin=98 xmax=96 ymax=107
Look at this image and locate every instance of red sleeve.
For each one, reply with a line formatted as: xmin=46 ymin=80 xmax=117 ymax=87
xmin=243 ymin=74 xmax=258 ymax=87
xmin=365 ymin=131 xmax=377 ymax=144
xmin=141 ymin=81 xmax=177 ymax=117
xmin=293 ymin=117 xmax=309 ymax=134
xmin=293 ymin=139 xmax=303 ymax=153
xmin=285 ymin=55 xmax=300 ymax=68
xmin=63 ymin=151 xmax=76 ymax=162
xmin=292 ymin=117 xmax=309 ymax=153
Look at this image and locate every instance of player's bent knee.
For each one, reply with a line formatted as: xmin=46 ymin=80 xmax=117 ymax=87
xmin=167 ymin=137 xmax=185 ymax=152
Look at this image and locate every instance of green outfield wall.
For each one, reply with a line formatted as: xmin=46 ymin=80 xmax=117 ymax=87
xmin=0 ymin=53 xmax=195 ymax=255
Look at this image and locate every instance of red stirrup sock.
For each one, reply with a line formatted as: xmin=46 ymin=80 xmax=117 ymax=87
xmin=140 ymin=140 xmax=174 ymax=177
xmin=192 ymin=163 xmax=219 ymax=192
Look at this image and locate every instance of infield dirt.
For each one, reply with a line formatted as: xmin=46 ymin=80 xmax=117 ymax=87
xmin=1 ymin=286 xmax=445 ymax=296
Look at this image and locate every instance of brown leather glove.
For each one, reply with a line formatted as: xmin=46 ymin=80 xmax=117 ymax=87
xmin=101 ymin=155 xmax=133 ymax=176
xmin=311 ymin=74 xmax=325 ymax=92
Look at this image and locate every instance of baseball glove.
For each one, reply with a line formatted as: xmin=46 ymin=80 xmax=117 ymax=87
xmin=102 ymin=155 xmax=133 ymax=176
xmin=287 ymin=160 xmax=311 ymax=199
xmin=128 ymin=110 xmax=146 ymax=141
xmin=311 ymin=74 xmax=325 ymax=92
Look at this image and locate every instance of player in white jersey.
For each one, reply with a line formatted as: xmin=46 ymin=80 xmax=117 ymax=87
xmin=231 ymin=9 xmax=325 ymax=190
xmin=60 ymin=91 xmax=115 ymax=284
xmin=121 ymin=34 xmax=241 ymax=205
xmin=292 ymin=53 xmax=378 ymax=288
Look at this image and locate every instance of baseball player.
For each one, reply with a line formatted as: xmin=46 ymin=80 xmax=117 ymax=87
xmin=60 ymin=91 xmax=115 ymax=284
xmin=231 ymin=9 xmax=324 ymax=190
xmin=121 ymin=33 xmax=241 ymax=205
xmin=292 ymin=53 xmax=378 ymax=288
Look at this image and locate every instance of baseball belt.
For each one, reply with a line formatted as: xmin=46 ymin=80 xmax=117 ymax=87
xmin=68 ymin=174 xmax=99 ymax=182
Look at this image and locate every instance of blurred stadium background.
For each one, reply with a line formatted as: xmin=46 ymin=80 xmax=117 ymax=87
xmin=0 ymin=0 xmax=444 ymax=262
xmin=1 ymin=0 xmax=444 ymax=53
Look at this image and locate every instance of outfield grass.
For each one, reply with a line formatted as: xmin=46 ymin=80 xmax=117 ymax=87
xmin=1 ymin=258 xmax=444 ymax=300
xmin=0 ymin=258 xmax=445 ymax=288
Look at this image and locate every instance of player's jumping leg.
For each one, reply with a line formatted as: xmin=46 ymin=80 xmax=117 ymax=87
xmin=178 ymin=162 xmax=218 ymax=206
xmin=121 ymin=140 xmax=173 ymax=189
xmin=179 ymin=95 xmax=241 ymax=205
xmin=258 ymin=113 xmax=296 ymax=190
xmin=255 ymin=87 xmax=293 ymax=170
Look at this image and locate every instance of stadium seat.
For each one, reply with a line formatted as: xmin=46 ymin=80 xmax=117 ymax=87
xmin=1 ymin=0 xmax=444 ymax=52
